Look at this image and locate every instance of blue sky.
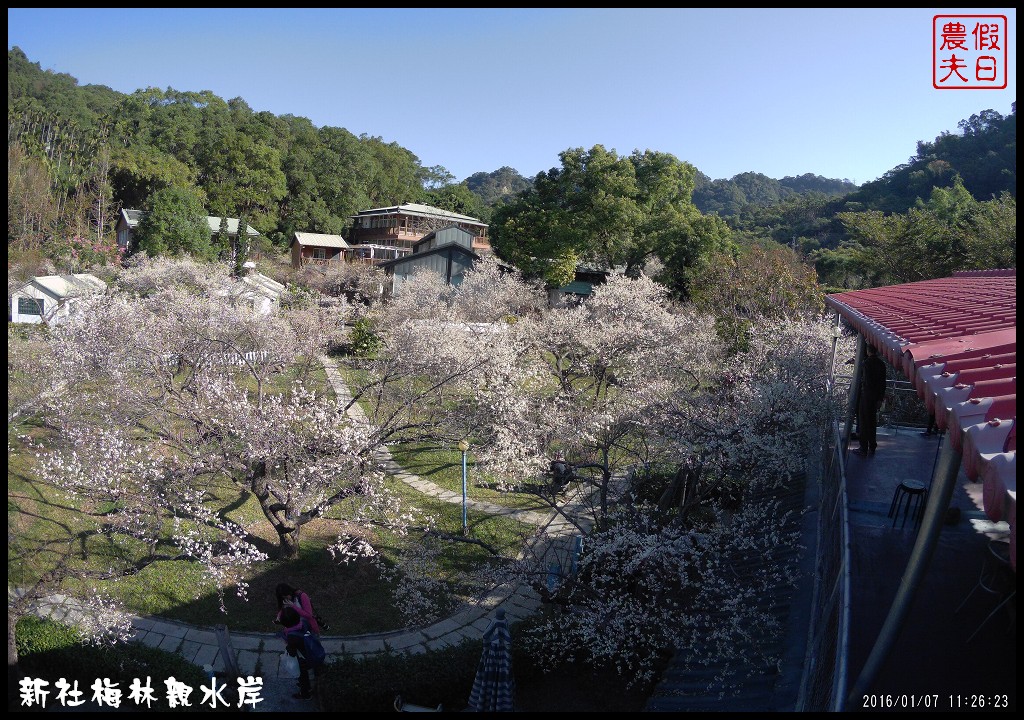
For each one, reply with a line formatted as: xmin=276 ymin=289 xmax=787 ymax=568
xmin=8 ymin=8 xmax=1017 ymax=185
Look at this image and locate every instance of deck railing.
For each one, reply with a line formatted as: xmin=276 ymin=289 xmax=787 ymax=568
xmin=160 ymin=350 xmax=270 ymax=368
xmin=798 ymin=419 xmax=852 ymax=712
xmin=302 ymin=257 xmax=342 ymax=267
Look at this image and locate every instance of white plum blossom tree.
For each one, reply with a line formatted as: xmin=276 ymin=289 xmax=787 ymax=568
xmin=8 ymin=257 xmax=478 ymax=678
xmin=356 ymin=263 xmax=834 ymax=686
xmin=23 ymin=258 xmax=496 ymax=570
xmin=36 ymin=283 xmax=375 ymax=560
xmin=512 ymin=317 xmax=836 ymax=686
xmin=10 ymin=253 xmax=835 ymax=693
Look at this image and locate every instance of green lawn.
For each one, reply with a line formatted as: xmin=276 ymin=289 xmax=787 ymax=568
xmin=9 ymin=427 xmax=535 ymax=634
xmin=9 ymin=346 xmax=539 ymax=636
xmin=335 ymin=362 xmax=552 ymax=513
xmin=386 ymin=441 xmax=549 ymax=512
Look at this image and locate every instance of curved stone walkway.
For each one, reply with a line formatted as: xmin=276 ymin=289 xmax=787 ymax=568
xmin=30 ymin=584 xmax=544 ymax=712
xmin=24 ymin=355 xmax=588 ymax=711
xmin=321 ymin=355 xmax=571 ymax=527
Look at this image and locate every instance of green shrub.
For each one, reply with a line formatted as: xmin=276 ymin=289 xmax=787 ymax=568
xmin=629 ymin=463 xmax=680 ymax=505
xmin=713 ymin=315 xmax=753 ymax=356
xmin=319 ymin=618 xmax=545 ymax=712
xmin=346 ymin=317 xmax=381 ymax=357
xmin=14 ymin=616 xmax=215 ymax=712
xmin=8 ymin=322 xmax=49 ymax=342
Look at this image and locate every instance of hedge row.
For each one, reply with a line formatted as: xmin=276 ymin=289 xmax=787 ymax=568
xmin=14 ymin=615 xmax=219 ymax=713
xmin=318 ymin=619 xmax=544 ymax=712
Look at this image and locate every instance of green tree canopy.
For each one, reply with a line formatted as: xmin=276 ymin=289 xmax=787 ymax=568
xmin=135 ymin=185 xmax=213 ymax=259
xmin=7 ymin=46 xmax=120 ymax=130
xmin=464 ymin=166 xmax=533 ymax=206
xmin=491 ymin=145 xmax=731 ymax=295
xmin=688 ymin=241 xmax=823 ymax=320
xmin=199 ymin=124 xmax=287 ymax=232
xmin=233 ymin=211 xmax=249 ymax=276
xmin=361 ymin=136 xmax=428 ymax=207
xmin=847 ymin=107 xmax=1016 ymax=214
xmin=837 ymin=177 xmax=1016 ymax=286
xmin=215 ymin=214 xmax=231 ymax=260
xmin=425 ymin=182 xmax=489 ymax=221
xmin=109 ymin=145 xmax=198 ymax=210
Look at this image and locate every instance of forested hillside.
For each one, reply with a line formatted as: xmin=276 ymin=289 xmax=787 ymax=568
xmin=7 ymin=46 xmax=1016 ymax=294
xmin=724 ymin=105 xmax=1016 ymax=289
xmin=8 ymin=47 xmax=472 ymax=253
xmin=7 ymin=46 xmax=120 ymax=129
xmin=848 ymin=108 xmax=1016 ymax=213
xmin=465 ymin=166 xmax=533 ymax=208
xmin=692 ymin=171 xmax=857 ymax=217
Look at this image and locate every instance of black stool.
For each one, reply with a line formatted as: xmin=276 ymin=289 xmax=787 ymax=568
xmin=888 ymin=480 xmax=927 ymax=529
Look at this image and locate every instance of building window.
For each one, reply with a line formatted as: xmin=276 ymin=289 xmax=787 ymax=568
xmin=18 ymin=297 xmax=44 ymax=316
xmin=313 ymin=247 xmax=326 ymax=260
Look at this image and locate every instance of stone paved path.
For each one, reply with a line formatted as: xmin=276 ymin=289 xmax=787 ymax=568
xmin=31 ymin=586 xmax=544 ymax=711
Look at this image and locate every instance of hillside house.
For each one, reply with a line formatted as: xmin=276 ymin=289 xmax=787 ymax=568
xmin=290 ymin=232 xmax=350 ymax=269
xmin=347 ymin=203 xmax=490 ymax=263
xmin=9 ymin=274 xmax=107 ymax=325
xmin=377 ymin=225 xmax=481 ymax=296
xmin=409 ymin=225 xmax=476 ymax=254
xmin=116 ymin=209 xmax=260 ymax=254
xmin=115 ymin=209 xmax=143 ymax=251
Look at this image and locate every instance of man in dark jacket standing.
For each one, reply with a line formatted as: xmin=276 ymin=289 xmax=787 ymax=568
xmin=854 ymin=343 xmax=887 ymax=455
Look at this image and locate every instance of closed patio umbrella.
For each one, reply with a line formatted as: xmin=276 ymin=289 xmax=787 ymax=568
xmin=468 ymin=608 xmax=515 ymax=712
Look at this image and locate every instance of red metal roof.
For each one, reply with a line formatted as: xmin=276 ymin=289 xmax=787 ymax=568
xmin=826 ymin=271 xmax=1016 ymax=567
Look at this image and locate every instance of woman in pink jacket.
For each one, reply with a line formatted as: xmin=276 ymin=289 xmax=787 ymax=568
xmin=274 ymin=582 xmax=321 ymax=635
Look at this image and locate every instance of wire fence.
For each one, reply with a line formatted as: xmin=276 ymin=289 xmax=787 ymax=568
xmin=799 ymin=419 xmax=852 ymax=712
xmin=833 ymin=374 xmax=932 ymax=430
xmin=160 ymin=350 xmax=271 ymax=368
xmin=801 ymin=331 xmax=937 ymax=710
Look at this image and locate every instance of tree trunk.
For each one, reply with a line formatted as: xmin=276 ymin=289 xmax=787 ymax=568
xmin=657 ymin=467 xmax=686 ymax=513
xmin=599 ymin=447 xmax=612 ymax=515
xmin=599 ymin=468 xmax=610 ymax=516
xmin=276 ymin=524 xmax=300 ymax=560
xmin=8 ymin=610 xmax=22 ymax=711
xmin=249 ymin=461 xmax=301 ymax=560
xmin=678 ymin=466 xmax=701 ymax=523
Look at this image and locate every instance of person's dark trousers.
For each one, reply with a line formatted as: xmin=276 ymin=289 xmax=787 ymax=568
xmin=287 ymin=635 xmax=312 ymax=697
xmin=297 ymin=656 xmax=311 ymax=696
xmin=857 ymin=394 xmax=878 ymax=450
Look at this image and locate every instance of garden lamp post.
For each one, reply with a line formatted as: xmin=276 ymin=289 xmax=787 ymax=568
xmin=458 ymin=439 xmax=470 ymax=536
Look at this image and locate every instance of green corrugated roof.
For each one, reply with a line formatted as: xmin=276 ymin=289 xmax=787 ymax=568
xmin=560 ymin=281 xmax=594 ymax=295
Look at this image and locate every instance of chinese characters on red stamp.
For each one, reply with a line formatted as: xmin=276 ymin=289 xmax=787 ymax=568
xmin=933 ymin=15 xmax=1008 ymax=89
